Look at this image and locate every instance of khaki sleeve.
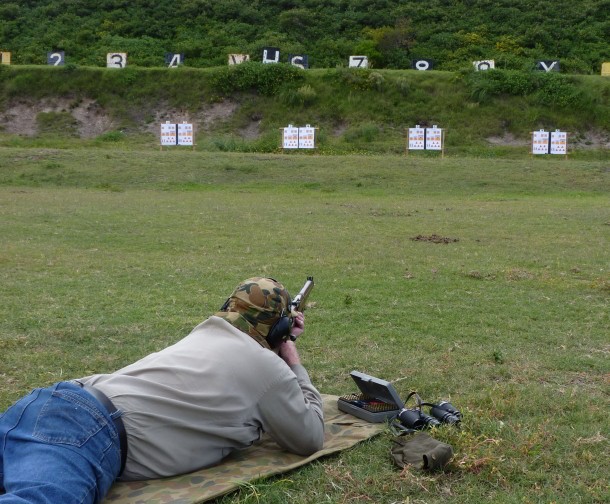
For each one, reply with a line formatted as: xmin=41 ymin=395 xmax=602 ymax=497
xmin=257 ymin=364 xmax=324 ymax=456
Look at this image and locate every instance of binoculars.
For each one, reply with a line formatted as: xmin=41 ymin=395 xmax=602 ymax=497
xmin=394 ymin=393 xmax=462 ymax=432
xmin=428 ymin=401 xmax=462 ymax=425
xmin=397 ymin=407 xmax=441 ymax=429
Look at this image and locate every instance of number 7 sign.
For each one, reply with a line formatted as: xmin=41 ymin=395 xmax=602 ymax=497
xmin=349 ymin=56 xmax=368 ymax=68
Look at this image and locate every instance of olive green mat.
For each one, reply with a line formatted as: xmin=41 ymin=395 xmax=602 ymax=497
xmin=104 ymin=394 xmax=385 ymax=504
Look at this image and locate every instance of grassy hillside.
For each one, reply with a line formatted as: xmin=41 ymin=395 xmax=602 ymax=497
xmin=1 ymin=150 xmax=608 ymax=503
xmin=1 ymin=0 xmax=608 ymax=73
xmin=0 ymin=64 xmax=609 ymax=155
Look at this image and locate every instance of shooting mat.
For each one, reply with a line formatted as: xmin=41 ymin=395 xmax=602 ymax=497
xmin=104 ymin=394 xmax=385 ymax=504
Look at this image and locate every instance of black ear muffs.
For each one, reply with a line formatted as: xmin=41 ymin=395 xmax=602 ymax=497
xmin=266 ymin=315 xmax=292 ymax=348
xmin=219 ymin=295 xmax=292 ymax=349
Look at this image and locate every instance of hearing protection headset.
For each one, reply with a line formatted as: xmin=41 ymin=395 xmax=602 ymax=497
xmin=265 ymin=311 xmax=293 ymax=348
xmin=219 ymin=292 xmax=293 ymax=349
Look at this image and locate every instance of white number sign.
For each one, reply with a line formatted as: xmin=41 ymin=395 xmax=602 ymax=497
xmin=289 ymin=54 xmax=309 ymax=69
xmin=349 ymin=56 xmax=368 ymax=68
xmin=228 ymin=54 xmax=250 ymax=65
xmin=262 ymin=47 xmax=280 ymax=64
xmin=536 ymin=60 xmax=560 ymax=72
xmin=165 ymin=53 xmax=184 ymax=68
xmin=47 ymin=51 xmax=65 ymax=66
xmin=412 ymin=59 xmax=433 ymax=70
xmin=107 ymin=53 xmax=127 ymax=68
xmin=474 ymin=60 xmax=495 ymax=70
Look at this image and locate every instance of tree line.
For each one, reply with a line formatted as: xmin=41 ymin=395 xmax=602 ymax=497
xmin=1 ymin=0 xmax=608 ymax=74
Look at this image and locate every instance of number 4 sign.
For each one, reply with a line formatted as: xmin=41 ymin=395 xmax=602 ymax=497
xmin=165 ymin=53 xmax=184 ymax=68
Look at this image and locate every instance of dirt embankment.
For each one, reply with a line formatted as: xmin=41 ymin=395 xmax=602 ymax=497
xmin=1 ymin=97 xmax=608 ymax=149
xmin=0 ymin=98 xmax=248 ymax=139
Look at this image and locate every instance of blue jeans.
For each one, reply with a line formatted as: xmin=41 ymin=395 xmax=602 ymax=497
xmin=0 ymin=382 xmax=121 ymax=504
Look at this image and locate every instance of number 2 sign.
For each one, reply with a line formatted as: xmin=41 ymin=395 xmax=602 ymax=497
xmin=47 ymin=51 xmax=65 ymax=66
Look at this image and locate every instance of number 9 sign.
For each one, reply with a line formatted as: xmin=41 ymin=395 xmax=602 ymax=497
xmin=107 ymin=53 xmax=127 ymax=68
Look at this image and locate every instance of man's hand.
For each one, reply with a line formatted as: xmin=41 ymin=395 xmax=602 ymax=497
xmin=278 ymin=312 xmax=304 ymax=365
xmin=290 ymin=312 xmax=305 ymax=339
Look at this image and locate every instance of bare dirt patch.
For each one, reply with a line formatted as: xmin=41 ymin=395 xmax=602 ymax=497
xmin=239 ymin=119 xmax=261 ymax=139
xmin=1 ymin=98 xmax=116 ymax=138
xmin=486 ymin=130 xmax=610 ymax=149
xmin=142 ymin=100 xmax=239 ymax=135
xmin=2 ymin=98 xmax=241 ymax=139
xmin=486 ymin=133 xmax=529 ymax=147
xmin=411 ymin=234 xmax=459 ymax=244
xmin=333 ymin=122 xmax=348 ymax=137
xmin=571 ymin=130 xmax=610 ymax=149
xmin=198 ymin=101 xmax=239 ymax=131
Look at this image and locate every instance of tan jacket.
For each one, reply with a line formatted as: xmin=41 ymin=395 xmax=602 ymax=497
xmin=80 ymin=316 xmax=324 ymax=480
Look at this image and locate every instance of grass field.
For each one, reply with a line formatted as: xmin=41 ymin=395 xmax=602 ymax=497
xmin=0 ymin=147 xmax=608 ymax=503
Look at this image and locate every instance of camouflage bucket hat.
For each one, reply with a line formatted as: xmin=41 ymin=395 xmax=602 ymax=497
xmin=215 ymin=277 xmax=293 ymax=349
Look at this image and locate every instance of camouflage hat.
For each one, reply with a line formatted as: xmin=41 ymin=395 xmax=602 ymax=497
xmin=215 ymin=277 xmax=294 ymax=349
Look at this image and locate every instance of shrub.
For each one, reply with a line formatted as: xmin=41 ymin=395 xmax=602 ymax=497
xmin=296 ymin=84 xmax=317 ymax=105
xmin=210 ymin=62 xmax=305 ymax=96
xmin=396 ymin=77 xmax=410 ymax=96
xmin=344 ymin=122 xmax=380 ymax=142
xmin=336 ymin=67 xmax=375 ymax=91
xmin=281 ymin=84 xmax=318 ymax=106
xmin=368 ymin=72 xmax=385 ymax=91
xmin=531 ymin=73 xmax=583 ymax=107
xmin=96 ymin=130 xmax=125 ymax=142
xmin=462 ymin=68 xmax=582 ymax=107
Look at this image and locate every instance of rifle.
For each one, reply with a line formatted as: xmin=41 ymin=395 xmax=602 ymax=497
xmin=289 ymin=276 xmax=314 ymax=341
xmin=291 ymin=276 xmax=314 ymax=313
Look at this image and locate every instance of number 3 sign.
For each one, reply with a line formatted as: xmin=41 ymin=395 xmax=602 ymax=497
xmin=107 ymin=53 xmax=127 ymax=68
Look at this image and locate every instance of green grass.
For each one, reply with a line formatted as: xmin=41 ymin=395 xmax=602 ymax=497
xmin=0 ymin=147 xmax=608 ymax=503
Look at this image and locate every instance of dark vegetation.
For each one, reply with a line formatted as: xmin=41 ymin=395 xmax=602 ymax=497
xmin=0 ymin=1 xmax=608 ymax=154
xmin=0 ymin=0 xmax=609 ymax=73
